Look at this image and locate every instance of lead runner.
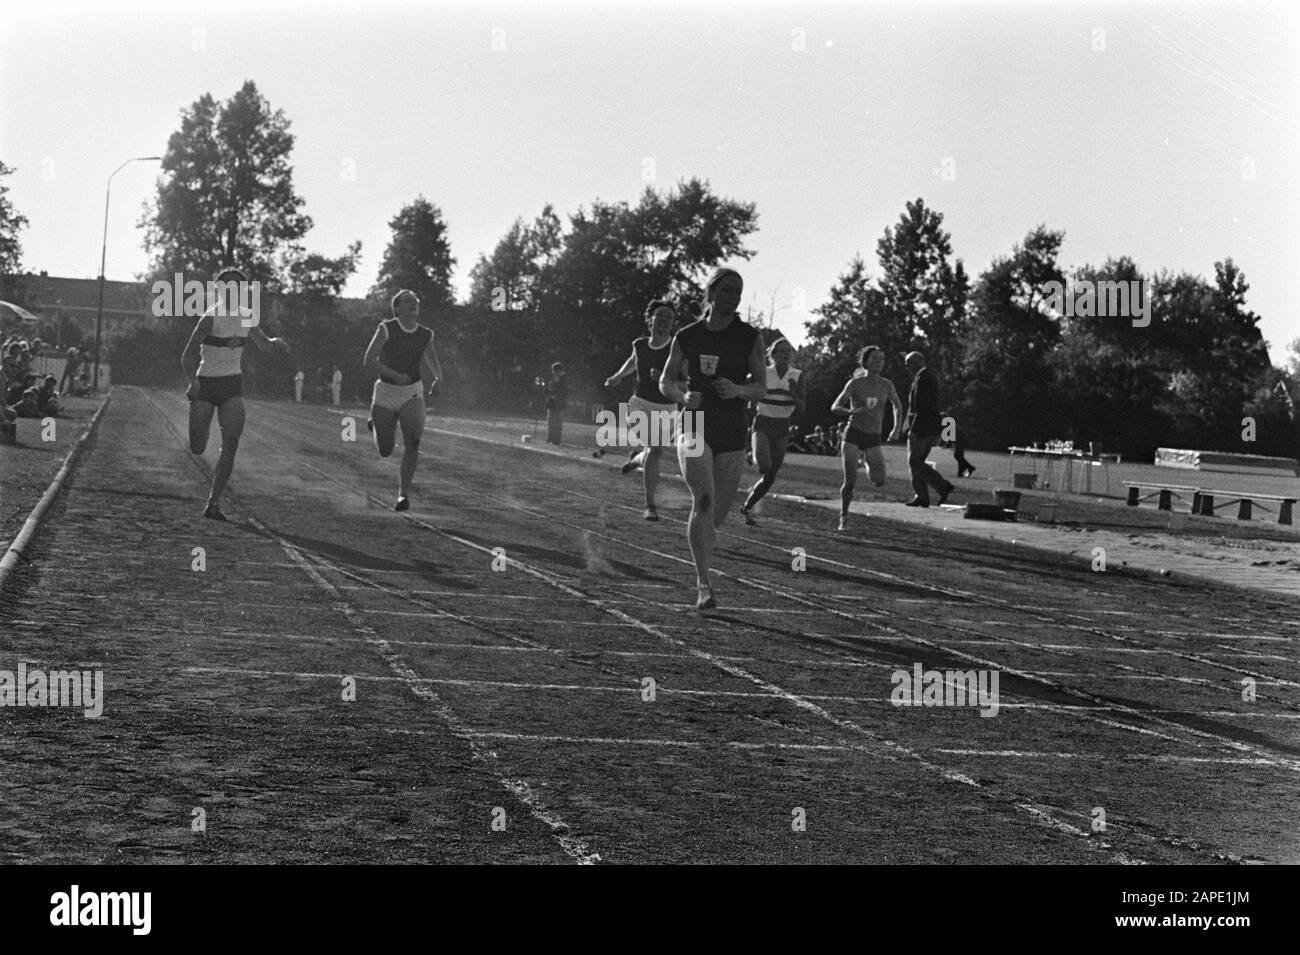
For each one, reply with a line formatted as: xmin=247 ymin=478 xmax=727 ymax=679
xmin=658 ymin=267 xmax=767 ymax=611
xmin=181 ymin=267 xmax=290 ymax=521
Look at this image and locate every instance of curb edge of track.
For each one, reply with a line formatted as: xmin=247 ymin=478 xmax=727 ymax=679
xmin=0 ymin=391 xmax=113 ymax=593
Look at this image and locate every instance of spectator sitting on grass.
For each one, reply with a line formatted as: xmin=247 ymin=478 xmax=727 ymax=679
xmin=6 ymin=371 xmax=35 ymax=406
xmin=15 ymin=380 xmax=41 ymax=418
xmin=36 ymin=376 xmax=61 ymax=416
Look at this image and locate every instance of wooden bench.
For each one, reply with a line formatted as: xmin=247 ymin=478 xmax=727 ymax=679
xmin=1192 ymin=489 xmax=1296 ymax=526
xmin=1124 ymin=482 xmax=1200 ymax=511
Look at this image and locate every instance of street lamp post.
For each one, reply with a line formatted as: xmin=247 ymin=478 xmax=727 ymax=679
xmin=94 ymin=155 xmax=161 ymax=394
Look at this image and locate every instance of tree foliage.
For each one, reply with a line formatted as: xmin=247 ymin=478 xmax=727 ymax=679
xmin=370 ymin=197 xmax=457 ymax=307
xmin=141 ymin=82 xmax=314 ymax=286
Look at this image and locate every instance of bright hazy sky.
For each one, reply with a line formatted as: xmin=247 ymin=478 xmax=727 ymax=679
xmin=3 ymin=0 xmax=1297 ymax=362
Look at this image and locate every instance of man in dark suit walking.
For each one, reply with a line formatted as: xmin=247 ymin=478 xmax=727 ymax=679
xmin=902 ymin=351 xmax=955 ymax=508
xmin=545 ymin=362 xmax=568 ymax=445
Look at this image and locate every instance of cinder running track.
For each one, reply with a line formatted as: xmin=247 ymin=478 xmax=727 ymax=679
xmin=2 ymin=387 xmax=1297 ymax=863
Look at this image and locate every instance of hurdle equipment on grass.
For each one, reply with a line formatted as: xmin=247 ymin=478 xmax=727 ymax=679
xmin=1126 ymin=481 xmax=1297 ymax=526
xmin=1155 ymin=448 xmax=1300 ymax=477
xmin=1192 ymin=489 xmax=1296 ymax=526
xmin=1124 ymin=482 xmax=1199 ymax=512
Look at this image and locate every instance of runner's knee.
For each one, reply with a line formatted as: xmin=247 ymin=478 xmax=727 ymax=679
xmin=404 ymin=435 xmax=421 ymax=452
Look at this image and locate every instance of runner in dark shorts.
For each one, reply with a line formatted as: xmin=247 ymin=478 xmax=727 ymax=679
xmin=658 ymin=267 xmax=767 ymax=611
xmin=603 ymin=300 xmax=679 ymax=520
xmin=740 ymin=337 xmax=804 ymax=525
xmin=831 ymin=345 xmax=903 ymax=531
xmin=181 ymin=267 xmax=291 ymax=521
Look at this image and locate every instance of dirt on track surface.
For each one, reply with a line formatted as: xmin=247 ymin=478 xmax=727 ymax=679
xmin=1 ymin=387 xmax=1297 ymax=864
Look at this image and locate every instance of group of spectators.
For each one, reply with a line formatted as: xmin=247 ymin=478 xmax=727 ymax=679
xmin=788 ymin=424 xmax=840 ymax=455
xmin=783 ymin=408 xmax=974 ymax=478
xmin=1 ymin=336 xmax=87 ymax=423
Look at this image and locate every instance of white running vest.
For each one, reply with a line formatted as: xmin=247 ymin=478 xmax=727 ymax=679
xmin=196 ymin=307 xmax=253 ymax=378
xmin=756 ymin=364 xmax=800 ymax=418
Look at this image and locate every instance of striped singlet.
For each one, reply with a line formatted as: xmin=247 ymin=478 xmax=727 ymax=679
xmin=196 ymin=307 xmax=252 ymax=378
xmin=756 ymin=364 xmax=801 ymax=419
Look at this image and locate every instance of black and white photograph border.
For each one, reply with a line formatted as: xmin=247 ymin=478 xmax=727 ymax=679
xmin=0 ymin=0 xmax=1296 ymax=902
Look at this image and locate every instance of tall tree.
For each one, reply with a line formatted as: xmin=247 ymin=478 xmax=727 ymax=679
xmin=370 ymin=197 xmax=457 ymax=307
xmin=803 ymin=200 xmax=968 ymax=429
xmin=285 ymin=241 xmax=362 ymax=299
xmin=1150 ymin=259 xmax=1273 ymax=451
xmin=0 ymin=160 xmax=27 ymax=275
xmin=957 ymin=226 xmax=1065 ymax=448
xmin=874 ymin=198 xmax=969 ymax=383
xmin=0 ymin=160 xmax=29 ymax=304
xmin=1050 ymin=257 xmax=1169 ymax=455
xmin=467 ymin=204 xmax=561 ymax=312
xmin=141 ymin=82 xmax=312 ymax=285
xmin=804 ymin=256 xmax=899 ymax=380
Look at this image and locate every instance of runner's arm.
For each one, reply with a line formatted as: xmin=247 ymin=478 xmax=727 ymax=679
xmin=249 ymin=325 xmax=289 ymax=352
xmin=604 ymin=350 xmax=637 ymax=388
xmin=421 ymin=340 xmax=442 ymax=395
xmin=659 ymin=339 xmax=692 ymax=405
xmin=738 ymin=335 xmax=769 ymax=403
xmin=887 ymin=382 xmax=904 ymax=440
xmin=792 ymin=373 xmax=807 ymax=419
xmin=830 ymin=379 xmax=854 ymax=416
xmin=363 ymin=324 xmax=411 ymax=385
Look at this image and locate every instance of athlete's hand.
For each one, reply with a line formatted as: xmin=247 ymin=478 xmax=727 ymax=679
xmin=426 ymin=379 xmax=440 ymax=398
xmin=682 ymin=390 xmax=704 ymax=410
xmin=603 ymin=376 xmax=618 ymax=388
xmin=713 ymin=377 xmax=739 ymax=399
xmin=185 ymin=379 xmax=198 ymax=402
xmin=888 ymin=429 xmax=901 ymax=443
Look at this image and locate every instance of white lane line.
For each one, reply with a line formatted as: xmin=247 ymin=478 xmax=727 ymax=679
xmin=463 ymin=733 xmax=1290 ymax=765
xmin=145 ymin=668 xmax=1300 ymax=720
xmin=180 ymin=670 xmax=1300 ymax=722
xmin=934 ymin=749 xmax=1279 ymax=766
xmin=1036 ymin=645 xmax=1295 ymax=662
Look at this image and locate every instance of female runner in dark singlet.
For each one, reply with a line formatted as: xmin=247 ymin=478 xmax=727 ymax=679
xmin=604 ymin=300 xmax=678 ymax=520
xmin=831 ymin=345 xmax=902 ymax=531
xmin=362 ymin=289 xmax=442 ymax=511
xmin=658 ymin=268 xmax=767 ymax=611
